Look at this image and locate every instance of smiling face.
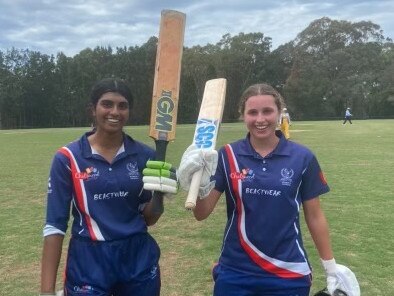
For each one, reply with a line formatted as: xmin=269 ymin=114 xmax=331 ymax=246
xmin=92 ymin=92 xmax=129 ymax=134
xmin=243 ymin=94 xmax=280 ymax=143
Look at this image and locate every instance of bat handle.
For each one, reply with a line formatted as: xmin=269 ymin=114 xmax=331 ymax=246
xmin=152 ymin=139 xmax=168 ymax=215
xmin=185 ymin=168 xmax=203 ymax=210
xmin=155 ymin=139 xmax=168 ymax=161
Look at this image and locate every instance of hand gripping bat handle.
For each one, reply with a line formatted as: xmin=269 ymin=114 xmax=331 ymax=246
xmin=184 ymin=168 xmax=203 ymax=210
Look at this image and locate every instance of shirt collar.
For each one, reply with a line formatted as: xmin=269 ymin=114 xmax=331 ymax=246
xmin=91 ymin=144 xmax=125 ymax=156
xmin=81 ymin=131 xmax=139 ymax=158
xmin=236 ymin=131 xmax=291 ymax=157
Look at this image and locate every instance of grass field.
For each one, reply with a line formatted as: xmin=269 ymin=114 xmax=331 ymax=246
xmin=0 ymin=120 xmax=393 ymax=295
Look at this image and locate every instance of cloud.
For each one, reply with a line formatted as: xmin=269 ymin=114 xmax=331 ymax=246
xmin=0 ymin=0 xmax=392 ymax=57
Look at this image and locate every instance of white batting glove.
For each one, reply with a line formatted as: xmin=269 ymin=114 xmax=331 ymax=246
xmin=321 ymin=258 xmax=360 ymax=296
xmin=321 ymin=258 xmax=340 ymax=294
xmin=178 ymin=145 xmax=218 ymax=198
xmin=143 ymin=161 xmax=178 ymax=196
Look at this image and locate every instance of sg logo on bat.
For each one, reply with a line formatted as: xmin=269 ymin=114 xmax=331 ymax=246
xmin=194 ymin=119 xmax=217 ymax=149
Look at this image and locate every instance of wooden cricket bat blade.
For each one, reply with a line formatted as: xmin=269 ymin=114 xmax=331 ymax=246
xmin=185 ymin=78 xmax=227 ymax=210
xmin=149 ymin=10 xmax=186 ymax=160
xmin=148 ymin=10 xmax=185 ymax=215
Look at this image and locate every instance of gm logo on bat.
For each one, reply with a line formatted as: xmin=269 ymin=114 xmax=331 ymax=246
xmin=194 ymin=119 xmax=218 ymax=149
xmin=155 ymin=90 xmax=174 ymax=132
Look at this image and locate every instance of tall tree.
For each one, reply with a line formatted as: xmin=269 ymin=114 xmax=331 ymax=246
xmin=215 ymin=33 xmax=272 ymax=121
xmin=1 ymin=49 xmax=29 ymax=128
xmin=114 ymin=37 xmax=157 ymax=125
xmin=180 ymin=44 xmax=219 ymax=121
xmin=284 ymin=17 xmax=389 ymax=119
xmin=21 ymin=51 xmax=57 ymax=127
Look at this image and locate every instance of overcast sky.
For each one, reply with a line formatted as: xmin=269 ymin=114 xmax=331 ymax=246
xmin=1 ymin=0 xmax=393 ymax=57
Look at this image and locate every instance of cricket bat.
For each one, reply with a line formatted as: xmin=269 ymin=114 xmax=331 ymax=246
xmin=184 ymin=78 xmax=227 ymax=210
xmin=149 ymin=10 xmax=185 ymax=160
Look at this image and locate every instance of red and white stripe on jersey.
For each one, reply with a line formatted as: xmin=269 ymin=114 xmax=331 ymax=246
xmin=224 ymin=144 xmax=310 ymax=278
xmin=58 ymin=147 xmax=105 ymax=241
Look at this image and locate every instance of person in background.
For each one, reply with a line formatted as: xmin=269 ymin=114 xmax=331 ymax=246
xmin=279 ymin=107 xmax=291 ymax=139
xmin=40 ymin=78 xmax=177 ymax=296
xmin=177 ymin=83 xmax=359 ymax=296
xmin=343 ymin=107 xmax=353 ymax=124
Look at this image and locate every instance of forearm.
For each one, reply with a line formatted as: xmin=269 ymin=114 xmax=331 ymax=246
xmin=40 ymin=234 xmax=64 ymax=293
xmin=193 ymin=189 xmax=221 ymax=221
xmin=303 ymin=198 xmax=334 ymax=260
xmin=142 ymin=195 xmax=163 ymax=226
xmin=305 ymin=210 xmax=333 ymax=260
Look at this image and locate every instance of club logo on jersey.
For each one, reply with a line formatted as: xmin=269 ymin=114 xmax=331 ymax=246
xmin=230 ymin=168 xmax=255 ymax=182
xmin=127 ymin=162 xmax=140 ymax=180
xmin=280 ymin=168 xmax=294 ymax=186
xmin=194 ymin=119 xmax=218 ymax=149
xmin=73 ymin=284 xmax=95 ymax=293
xmin=74 ymin=166 xmax=100 ymax=181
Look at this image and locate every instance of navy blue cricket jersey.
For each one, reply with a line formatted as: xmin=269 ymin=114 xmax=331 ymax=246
xmin=214 ymin=132 xmax=330 ymax=285
xmin=45 ymin=131 xmax=155 ymax=241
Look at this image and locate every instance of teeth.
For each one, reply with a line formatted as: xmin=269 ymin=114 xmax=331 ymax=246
xmin=256 ymin=126 xmax=267 ymax=130
xmin=107 ymin=118 xmax=119 ymax=123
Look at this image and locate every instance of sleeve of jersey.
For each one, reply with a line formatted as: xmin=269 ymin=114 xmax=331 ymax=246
xmin=300 ymin=155 xmax=330 ymax=201
xmin=45 ymin=152 xmax=73 ymax=234
xmin=212 ymin=148 xmax=226 ymax=193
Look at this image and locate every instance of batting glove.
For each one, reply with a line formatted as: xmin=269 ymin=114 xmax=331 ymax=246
xmin=321 ymin=258 xmax=360 ymax=296
xmin=178 ymin=145 xmax=218 ymax=198
xmin=143 ymin=160 xmax=178 ymax=196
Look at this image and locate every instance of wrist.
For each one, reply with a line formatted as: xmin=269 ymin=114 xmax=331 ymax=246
xmin=199 ymin=181 xmax=215 ymax=199
xmin=320 ymin=258 xmax=337 ymax=275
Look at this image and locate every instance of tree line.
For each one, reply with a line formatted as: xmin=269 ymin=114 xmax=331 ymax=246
xmin=0 ymin=17 xmax=393 ymax=129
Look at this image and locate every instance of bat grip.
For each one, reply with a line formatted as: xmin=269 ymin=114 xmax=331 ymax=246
xmin=184 ymin=168 xmax=203 ymax=210
xmin=151 ymin=140 xmax=169 ymax=215
xmin=155 ymin=139 xmax=168 ymax=161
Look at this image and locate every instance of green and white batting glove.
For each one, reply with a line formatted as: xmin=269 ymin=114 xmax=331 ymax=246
xmin=143 ymin=160 xmax=178 ymax=196
xmin=177 ymin=145 xmax=218 ymax=198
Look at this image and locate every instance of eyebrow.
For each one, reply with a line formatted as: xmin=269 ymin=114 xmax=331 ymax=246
xmin=100 ymin=99 xmax=128 ymax=103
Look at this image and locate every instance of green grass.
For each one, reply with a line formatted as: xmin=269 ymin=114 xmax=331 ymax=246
xmin=0 ymin=120 xmax=393 ymax=295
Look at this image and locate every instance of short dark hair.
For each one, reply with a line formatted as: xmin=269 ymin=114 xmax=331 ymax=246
xmin=90 ymin=78 xmax=133 ymax=108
